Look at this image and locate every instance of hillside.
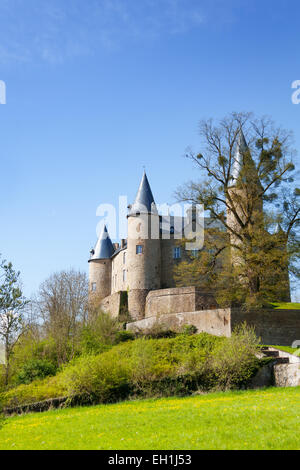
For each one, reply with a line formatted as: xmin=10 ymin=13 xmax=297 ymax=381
xmin=1 ymin=387 xmax=299 ymax=450
xmin=1 ymin=332 xmax=262 ymax=411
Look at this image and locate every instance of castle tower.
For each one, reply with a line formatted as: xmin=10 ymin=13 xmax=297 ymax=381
xmin=127 ymin=172 xmax=161 ymax=320
xmin=271 ymin=223 xmax=291 ymax=302
xmin=227 ymin=129 xmax=263 ymax=264
xmin=88 ymin=225 xmax=114 ymax=302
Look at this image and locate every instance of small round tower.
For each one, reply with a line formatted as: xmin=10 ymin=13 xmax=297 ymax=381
xmin=88 ymin=225 xmax=114 ymax=302
xmin=127 ymin=172 xmax=161 ymax=320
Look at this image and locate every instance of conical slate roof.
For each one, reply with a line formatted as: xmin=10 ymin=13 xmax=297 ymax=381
xmin=129 ymin=172 xmax=157 ymax=215
xmin=90 ymin=225 xmax=114 ymax=260
xmin=230 ymin=128 xmax=249 ymax=185
xmin=274 ymin=223 xmax=284 ymax=234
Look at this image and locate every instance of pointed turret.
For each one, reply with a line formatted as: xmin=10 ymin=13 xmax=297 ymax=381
xmin=230 ymin=128 xmax=262 ymax=191
xmin=128 ymin=172 xmax=157 ymax=215
xmin=90 ymin=225 xmax=114 ymax=260
xmin=274 ymin=223 xmax=284 ymax=235
xmin=127 ymin=171 xmax=161 ymax=320
xmin=230 ymin=128 xmax=250 ymax=185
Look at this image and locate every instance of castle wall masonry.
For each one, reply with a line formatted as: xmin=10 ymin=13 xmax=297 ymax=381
xmin=127 ymin=307 xmax=300 ymax=346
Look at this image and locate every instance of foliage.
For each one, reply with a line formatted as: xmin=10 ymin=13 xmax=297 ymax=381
xmin=0 ymin=258 xmax=29 ymax=384
xmin=180 ymin=324 xmax=198 ymax=335
xmin=37 ymin=269 xmax=88 ymax=365
xmin=16 ymin=359 xmax=58 ymax=385
xmin=114 ymin=330 xmax=135 ymax=344
xmin=209 ymin=323 xmax=261 ymax=390
xmin=0 ymin=329 xmax=261 ymax=410
xmin=79 ymin=313 xmax=122 ymax=354
xmin=8 ymin=333 xmax=59 ymax=385
xmin=175 ymin=112 xmax=300 ymax=309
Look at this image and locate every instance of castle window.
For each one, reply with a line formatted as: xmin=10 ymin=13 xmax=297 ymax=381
xmin=136 ymin=245 xmax=143 ymax=255
xmin=173 ymin=247 xmax=181 ymax=259
xmin=170 ymin=226 xmax=175 ymax=234
xmin=123 ymin=270 xmax=126 ymax=282
xmin=123 ymin=252 xmax=126 ymax=264
xmin=91 ymin=282 xmax=96 ymax=292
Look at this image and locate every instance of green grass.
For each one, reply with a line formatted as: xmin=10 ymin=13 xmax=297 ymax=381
xmin=270 ymin=302 xmax=300 ymax=310
xmin=269 ymin=345 xmax=300 ymax=356
xmin=1 ymin=387 xmax=300 ymax=450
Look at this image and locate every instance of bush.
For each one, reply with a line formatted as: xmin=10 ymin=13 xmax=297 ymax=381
xmin=79 ymin=313 xmax=121 ymax=354
xmin=61 ymin=349 xmax=132 ymax=404
xmin=114 ymin=330 xmax=135 ymax=344
xmin=16 ymin=359 xmax=58 ymax=385
xmin=180 ymin=324 xmax=198 ymax=335
xmin=209 ymin=323 xmax=261 ymax=390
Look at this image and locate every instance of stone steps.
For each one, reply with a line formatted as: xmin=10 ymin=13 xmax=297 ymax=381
xmin=261 ymin=347 xmax=290 ymax=364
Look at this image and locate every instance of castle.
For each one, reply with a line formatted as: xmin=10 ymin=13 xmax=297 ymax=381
xmin=88 ymin=130 xmax=297 ymax=345
xmin=88 ymin=168 xmax=223 ymax=321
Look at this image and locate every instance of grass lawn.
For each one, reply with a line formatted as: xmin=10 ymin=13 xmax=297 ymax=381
xmin=0 ymin=387 xmax=300 ymax=450
xmin=270 ymin=302 xmax=300 ymax=310
xmin=270 ymin=345 xmax=300 ymax=356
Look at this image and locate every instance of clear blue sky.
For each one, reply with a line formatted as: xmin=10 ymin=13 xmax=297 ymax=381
xmin=0 ymin=0 xmax=299 ymax=299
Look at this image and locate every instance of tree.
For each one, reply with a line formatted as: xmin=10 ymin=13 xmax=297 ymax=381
xmin=37 ymin=269 xmax=88 ymax=365
xmin=175 ymin=112 xmax=300 ymax=308
xmin=0 ymin=258 xmax=28 ymax=385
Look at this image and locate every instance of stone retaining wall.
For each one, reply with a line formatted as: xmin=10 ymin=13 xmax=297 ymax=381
xmin=127 ymin=308 xmax=231 ymax=337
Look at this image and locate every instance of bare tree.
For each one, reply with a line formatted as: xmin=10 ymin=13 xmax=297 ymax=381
xmin=37 ymin=269 xmax=88 ymax=364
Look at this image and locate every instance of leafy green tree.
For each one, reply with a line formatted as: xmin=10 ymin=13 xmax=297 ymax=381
xmin=0 ymin=257 xmax=28 ymax=384
xmin=175 ymin=112 xmax=300 ymax=308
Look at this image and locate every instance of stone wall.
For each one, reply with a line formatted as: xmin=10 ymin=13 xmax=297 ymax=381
xmin=231 ymin=309 xmax=300 ymax=346
xmin=127 ymin=306 xmax=300 ymax=347
xmin=100 ymin=292 xmax=122 ymax=318
xmin=111 ymin=249 xmax=128 ymax=294
xmin=127 ymin=308 xmax=231 ymax=337
xmin=145 ymin=287 xmax=217 ymax=318
xmin=274 ymin=363 xmax=300 ymax=387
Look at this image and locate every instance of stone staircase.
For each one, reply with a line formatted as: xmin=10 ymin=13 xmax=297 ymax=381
xmin=259 ymin=347 xmax=300 ymax=387
xmin=260 ymin=347 xmax=290 ymax=364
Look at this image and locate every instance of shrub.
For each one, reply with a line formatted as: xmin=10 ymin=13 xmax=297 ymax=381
xmin=180 ymin=324 xmax=198 ymax=335
xmin=114 ymin=330 xmax=135 ymax=344
xmin=79 ymin=313 xmax=121 ymax=354
xmin=16 ymin=359 xmax=58 ymax=385
xmin=60 ymin=350 xmax=132 ymax=404
xmin=209 ymin=323 xmax=261 ymax=390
